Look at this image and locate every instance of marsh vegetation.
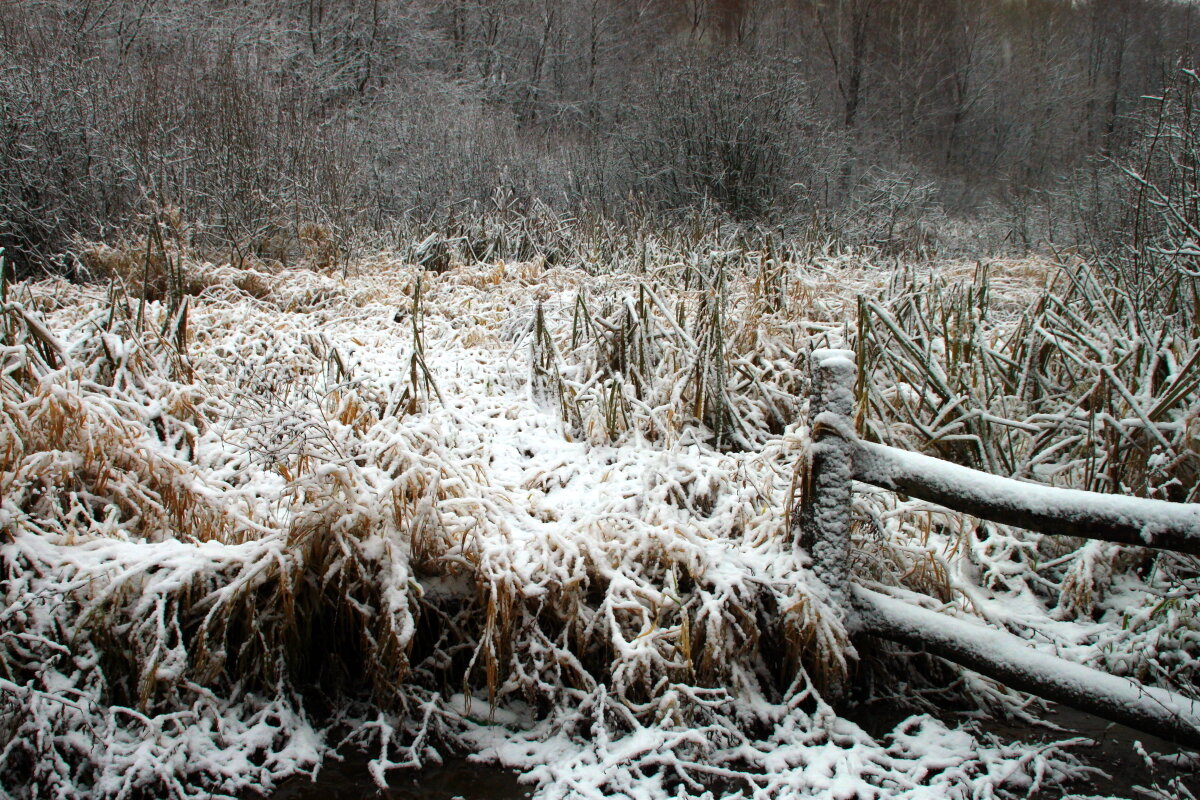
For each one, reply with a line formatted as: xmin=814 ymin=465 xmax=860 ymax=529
xmin=1 ymin=2 xmax=1199 ymax=798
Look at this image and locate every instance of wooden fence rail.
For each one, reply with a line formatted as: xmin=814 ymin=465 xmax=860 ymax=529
xmin=851 ymin=439 xmax=1200 ymax=556
xmin=805 ymin=349 xmax=1200 ymax=749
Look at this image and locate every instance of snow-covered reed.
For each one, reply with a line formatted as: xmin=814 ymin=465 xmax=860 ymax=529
xmin=0 ymin=227 xmax=1193 ymax=798
xmin=853 ymin=257 xmax=1200 ymax=696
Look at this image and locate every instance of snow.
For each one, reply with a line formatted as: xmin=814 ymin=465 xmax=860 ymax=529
xmin=852 ymin=438 xmax=1200 ymax=550
xmin=0 ymin=252 xmax=1193 ymax=798
xmin=854 ymin=586 xmax=1200 ymax=745
xmin=806 ymin=348 xmax=858 ymax=620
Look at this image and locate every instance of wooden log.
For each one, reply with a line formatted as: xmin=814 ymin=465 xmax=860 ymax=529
xmin=850 ymin=439 xmax=1200 ymax=556
xmin=802 ymin=348 xmax=857 ymax=614
xmin=854 ymin=586 xmax=1200 ymax=749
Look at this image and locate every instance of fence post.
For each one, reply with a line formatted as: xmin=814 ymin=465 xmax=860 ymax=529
xmin=801 ymin=348 xmax=857 ymax=618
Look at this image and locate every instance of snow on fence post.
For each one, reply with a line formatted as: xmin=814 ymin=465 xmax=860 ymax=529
xmin=802 ymin=348 xmax=857 ymax=617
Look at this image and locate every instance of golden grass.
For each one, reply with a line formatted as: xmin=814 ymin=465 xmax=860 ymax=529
xmin=1 ymin=225 xmax=1195 ymax=796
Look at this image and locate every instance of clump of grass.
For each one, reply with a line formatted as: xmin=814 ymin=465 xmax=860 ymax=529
xmin=856 ymin=259 xmax=1199 ymax=499
xmin=0 ymin=302 xmax=223 ymax=545
xmin=529 ymin=301 xmax=580 ymax=430
xmin=527 ymin=266 xmax=806 ymax=451
xmin=852 ymin=255 xmax=1200 ymax=697
xmin=78 ymin=211 xmax=195 ymax=309
xmin=0 ymin=227 xmax=1163 ymax=798
xmin=0 ymin=260 xmax=461 ymax=795
xmin=298 ymin=222 xmax=345 ymax=272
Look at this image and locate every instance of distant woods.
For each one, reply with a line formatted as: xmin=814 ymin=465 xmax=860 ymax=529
xmin=0 ymin=0 xmax=1197 ymax=271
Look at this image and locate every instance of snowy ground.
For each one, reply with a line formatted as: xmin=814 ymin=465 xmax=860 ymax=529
xmin=0 ymin=250 xmax=1196 ymax=798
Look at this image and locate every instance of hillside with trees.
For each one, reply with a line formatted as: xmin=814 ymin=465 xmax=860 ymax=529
xmin=2 ymin=0 xmax=1198 ymax=270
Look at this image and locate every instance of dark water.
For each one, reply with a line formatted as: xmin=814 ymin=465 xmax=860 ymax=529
xmin=848 ymin=702 xmax=1199 ymax=799
xmin=981 ymin=704 xmax=1197 ymax=798
xmin=269 ymin=756 xmax=532 ymax=800
xmin=271 ymin=707 xmax=1196 ymax=799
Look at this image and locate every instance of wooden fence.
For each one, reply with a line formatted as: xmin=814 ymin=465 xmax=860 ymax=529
xmin=805 ymin=349 xmax=1200 ymax=749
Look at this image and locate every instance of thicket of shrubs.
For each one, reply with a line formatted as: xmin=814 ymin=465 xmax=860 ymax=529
xmin=0 ymin=0 xmax=1198 ymax=276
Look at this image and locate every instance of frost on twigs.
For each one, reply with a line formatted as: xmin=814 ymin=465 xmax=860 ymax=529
xmin=463 ymin=683 xmax=1090 ymax=800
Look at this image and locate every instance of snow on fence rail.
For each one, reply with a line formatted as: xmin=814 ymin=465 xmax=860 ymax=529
xmin=853 ymin=586 xmax=1200 ymax=748
xmin=805 ymin=348 xmax=1200 ymax=749
xmin=850 ymin=440 xmax=1200 ymax=556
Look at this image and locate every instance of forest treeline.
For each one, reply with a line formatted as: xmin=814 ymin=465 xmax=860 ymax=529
xmin=1 ymin=0 xmax=1198 ymax=272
